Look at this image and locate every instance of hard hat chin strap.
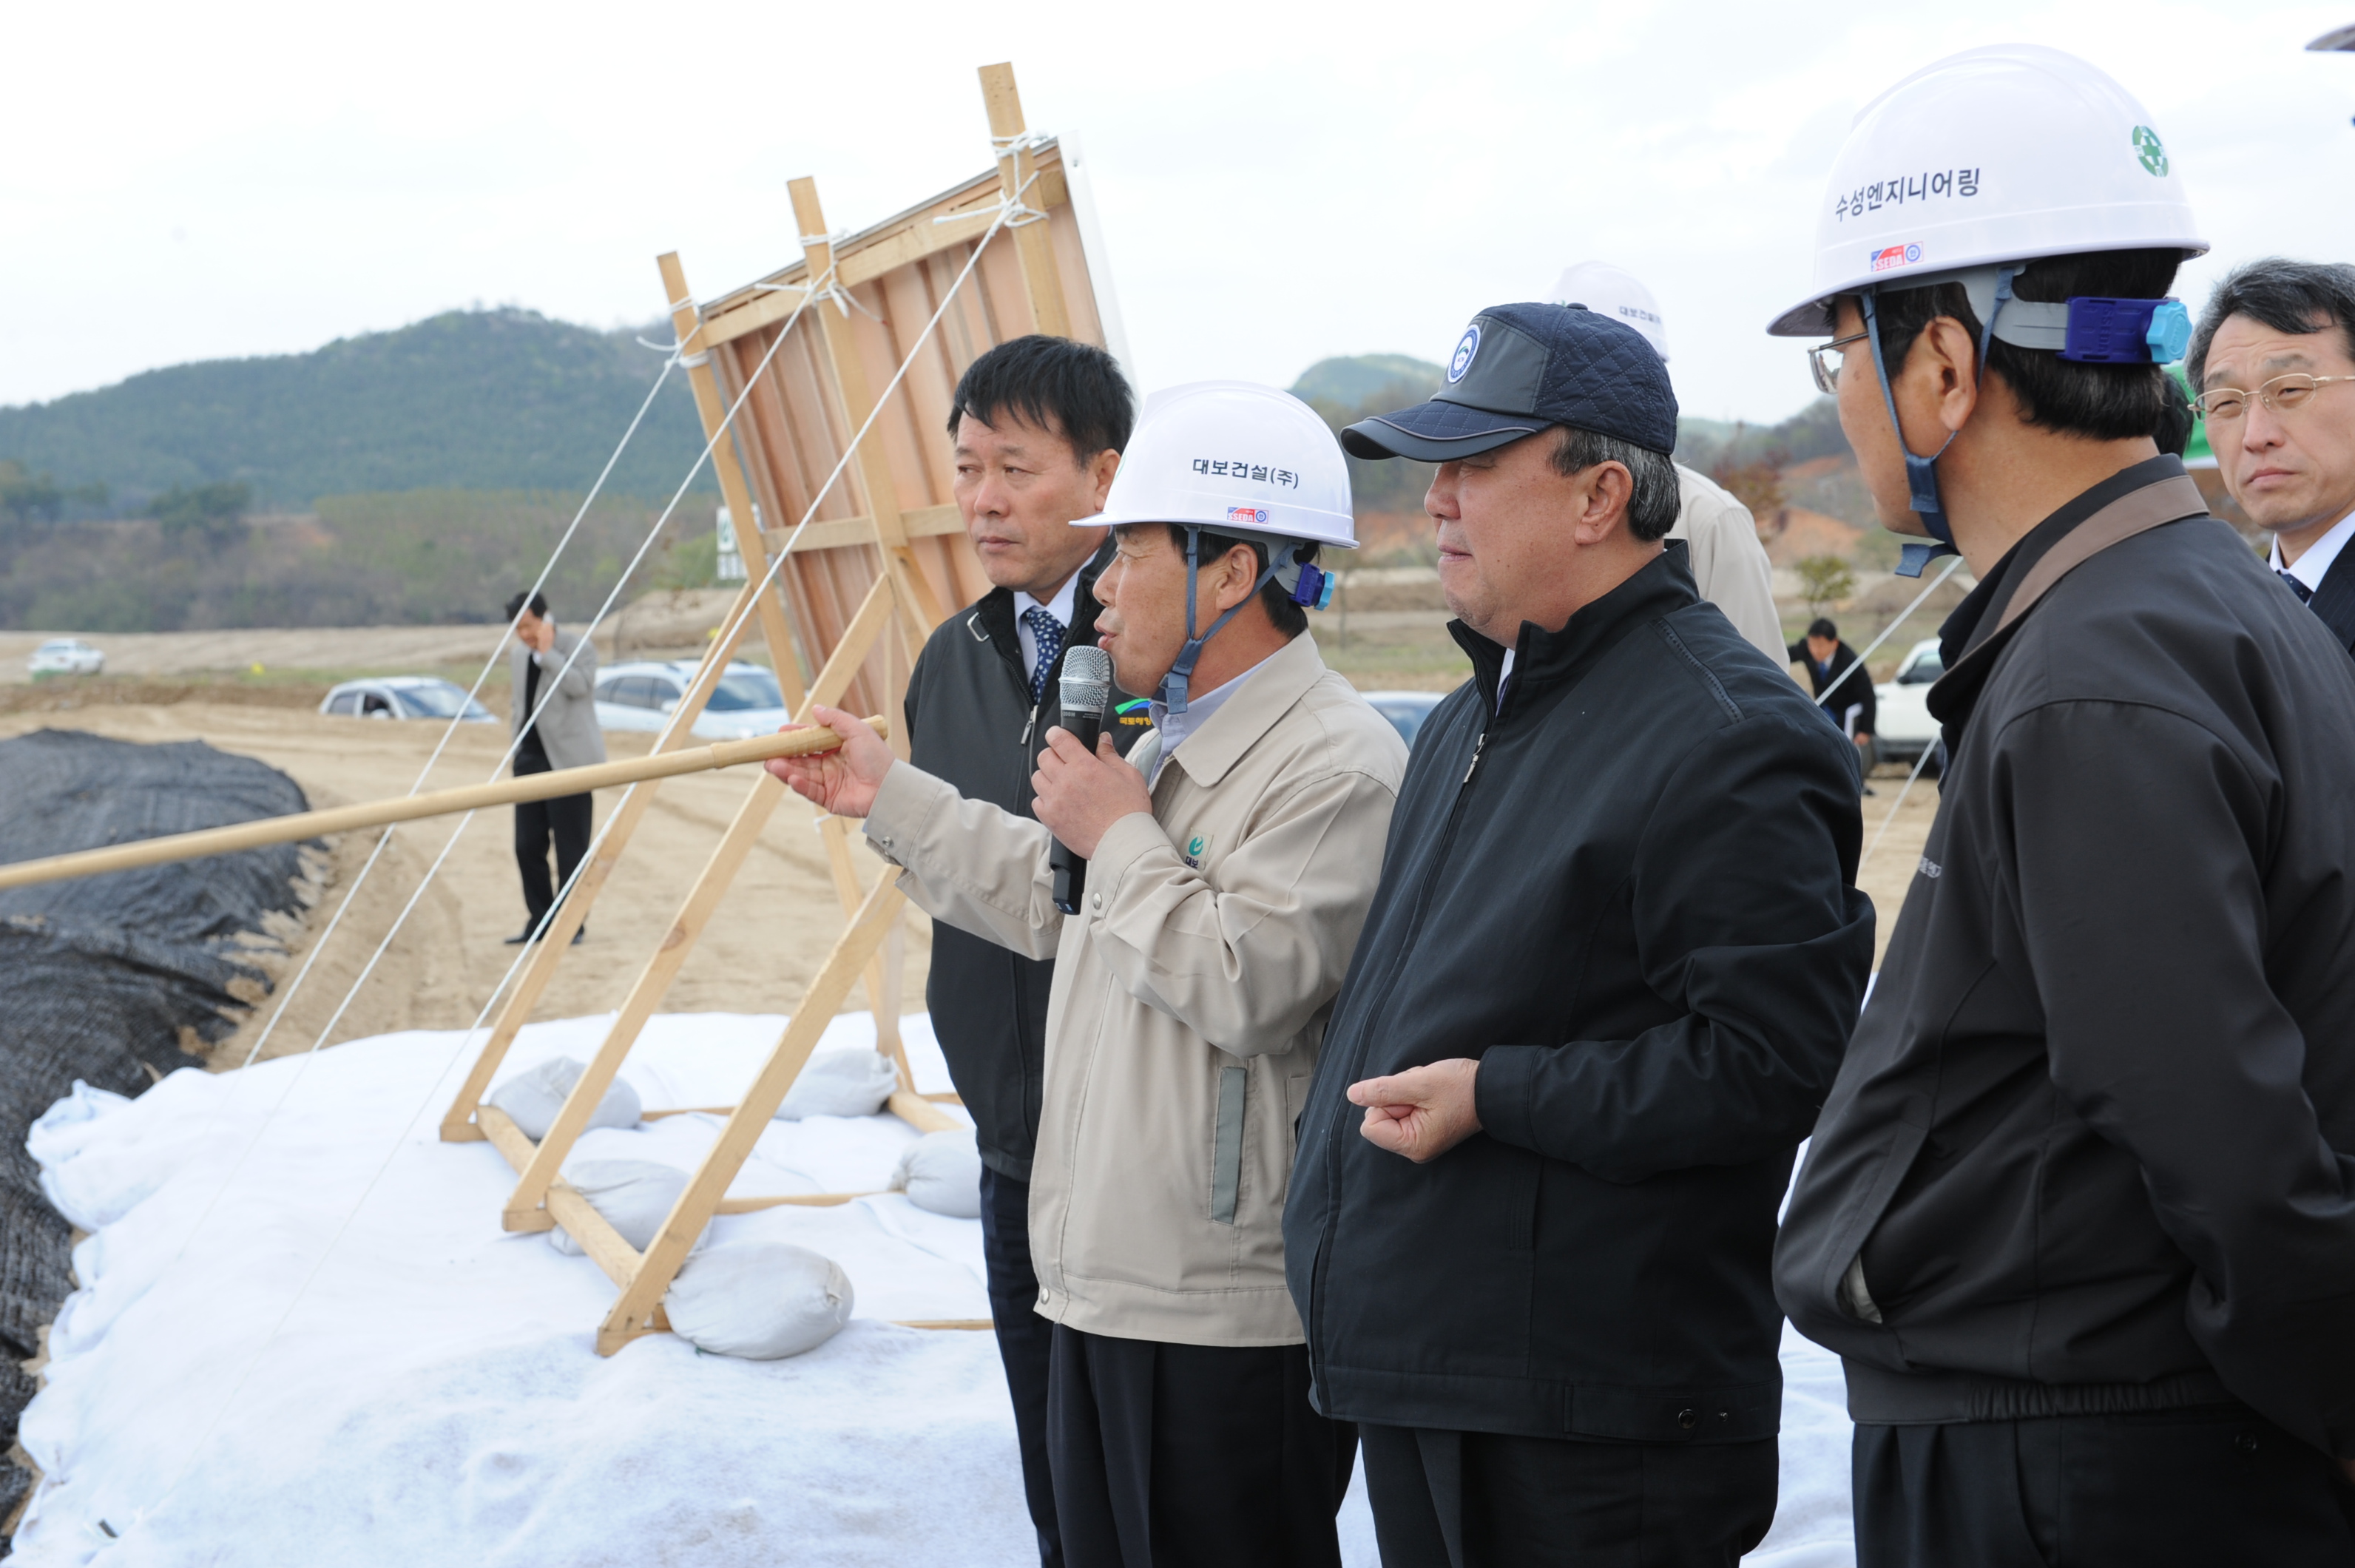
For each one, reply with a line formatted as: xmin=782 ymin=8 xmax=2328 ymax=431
xmin=1862 ymin=266 xmax=2016 ymax=578
xmin=1161 ymin=527 xmax=1293 ymax=714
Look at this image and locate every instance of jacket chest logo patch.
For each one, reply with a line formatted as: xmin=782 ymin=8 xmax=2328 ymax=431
xmin=1183 ymin=833 xmax=1212 ymax=869
xmin=1918 ymin=856 xmax=1942 ymax=879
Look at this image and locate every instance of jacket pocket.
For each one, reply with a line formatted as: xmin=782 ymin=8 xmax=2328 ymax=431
xmin=1210 ymin=1065 xmax=1248 ymax=1225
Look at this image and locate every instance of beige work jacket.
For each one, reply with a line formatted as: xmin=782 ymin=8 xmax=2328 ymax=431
xmin=864 ymin=633 xmax=1406 ymax=1346
xmin=1671 ymin=464 xmax=1785 ymax=668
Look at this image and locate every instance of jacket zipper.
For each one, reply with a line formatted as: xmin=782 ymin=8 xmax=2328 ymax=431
xmin=1310 ymin=708 xmax=1496 ymax=1361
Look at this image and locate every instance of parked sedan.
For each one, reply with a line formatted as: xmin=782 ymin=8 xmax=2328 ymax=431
xmin=27 ymin=638 xmax=104 ymax=677
xmin=593 ymin=660 xmax=789 ymax=741
xmin=1872 ymin=638 xmax=1944 ymax=768
xmin=320 ymin=677 xmax=496 ymax=723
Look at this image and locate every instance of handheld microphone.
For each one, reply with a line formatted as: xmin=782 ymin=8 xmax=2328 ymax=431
xmin=1050 ymin=645 xmax=1114 ymax=916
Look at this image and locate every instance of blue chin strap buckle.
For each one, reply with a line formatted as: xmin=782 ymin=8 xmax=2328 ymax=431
xmin=1863 ymin=266 xmax=2021 ymax=578
xmin=1160 ymin=529 xmax=1300 ymax=714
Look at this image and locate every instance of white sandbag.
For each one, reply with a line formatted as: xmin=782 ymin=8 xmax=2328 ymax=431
xmin=488 ymin=1056 xmax=641 ymax=1141
xmin=775 ymin=1049 xmax=899 ymax=1121
xmin=547 ymin=1158 xmax=705 ymax=1257
xmin=890 ymin=1129 xmax=983 ymax=1218
xmin=664 ymin=1243 xmax=855 ymax=1359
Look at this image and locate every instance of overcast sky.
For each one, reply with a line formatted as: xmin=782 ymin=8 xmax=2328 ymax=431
xmin=6 ymin=0 xmax=2354 ymax=430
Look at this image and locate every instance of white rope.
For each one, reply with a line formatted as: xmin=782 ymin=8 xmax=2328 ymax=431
xmin=1858 ymin=737 xmax=1941 ymax=872
xmin=1812 ymin=554 xmax=1966 ymax=713
xmin=129 ymin=251 xmax=861 ymax=1524
xmin=229 ymin=351 xmax=689 ymax=1072
xmin=130 ymin=138 xmax=1034 ymax=1532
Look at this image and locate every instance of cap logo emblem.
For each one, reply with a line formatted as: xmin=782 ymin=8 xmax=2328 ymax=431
xmin=1447 ymin=325 xmax=1481 ymax=383
xmin=1224 ymin=506 xmax=1268 ymax=527
xmin=1869 ymin=243 xmax=1923 ymax=273
xmin=2132 ymin=125 xmax=2168 ymax=177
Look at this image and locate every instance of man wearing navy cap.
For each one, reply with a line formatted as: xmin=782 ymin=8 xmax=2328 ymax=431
xmin=1283 ymin=303 xmax=1873 ymax=1564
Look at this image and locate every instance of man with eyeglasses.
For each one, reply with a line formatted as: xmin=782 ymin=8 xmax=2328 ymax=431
xmin=2189 ymin=258 xmax=2355 ymax=655
xmin=1771 ymin=46 xmax=2355 ymax=1564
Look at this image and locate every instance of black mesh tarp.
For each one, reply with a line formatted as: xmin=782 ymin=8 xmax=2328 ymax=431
xmin=0 ymin=729 xmax=314 ymax=1537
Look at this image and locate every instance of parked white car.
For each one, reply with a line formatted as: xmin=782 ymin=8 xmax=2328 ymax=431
xmin=593 ymin=660 xmax=789 ymax=741
xmin=1873 ymin=638 xmax=1944 ymax=768
xmin=27 ymin=638 xmax=104 ymax=676
xmin=320 ymin=677 xmax=496 ymax=723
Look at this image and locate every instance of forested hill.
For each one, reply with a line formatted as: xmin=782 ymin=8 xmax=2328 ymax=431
xmin=0 ymin=309 xmax=715 ymax=513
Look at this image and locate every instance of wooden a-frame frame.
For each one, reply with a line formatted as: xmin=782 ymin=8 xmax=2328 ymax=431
xmin=437 ymin=63 xmax=1126 ymax=1354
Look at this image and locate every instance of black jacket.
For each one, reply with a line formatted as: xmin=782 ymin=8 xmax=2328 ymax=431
xmin=1776 ymin=458 xmax=2355 ymax=1457
xmin=1285 ymin=545 xmax=1873 ymax=1443
xmin=1790 ymin=638 xmax=1878 ymax=737
xmin=902 ymin=559 xmax=1142 ymax=1181
xmin=2299 ymin=545 xmax=2355 ymax=657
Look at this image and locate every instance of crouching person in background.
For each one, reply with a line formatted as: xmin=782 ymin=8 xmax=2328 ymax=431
xmin=771 ymin=382 xmax=1408 ymax=1568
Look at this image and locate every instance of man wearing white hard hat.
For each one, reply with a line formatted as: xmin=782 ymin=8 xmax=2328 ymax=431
xmin=771 ymin=382 xmax=1406 ymax=1568
xmin=1771 ymin=45 xmax=2355 ymax=1562
xmin=1548 ymin=260 xmax=1786 ymax=666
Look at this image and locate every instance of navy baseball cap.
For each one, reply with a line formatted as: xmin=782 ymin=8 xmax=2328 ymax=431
xmin=1342 ymin=302 xmax=1679 ymax=462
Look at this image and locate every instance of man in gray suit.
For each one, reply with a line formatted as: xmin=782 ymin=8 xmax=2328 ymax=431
xmin=504 ymin=589 xmax=606 ymax=944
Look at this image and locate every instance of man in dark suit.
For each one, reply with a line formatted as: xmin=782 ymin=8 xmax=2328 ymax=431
xmin=2190 ymin=258 xmax=2355 ymax=655
xmin=1789 ymin=617 xmax=1878 ymax=783
xmin=504 ymin=590 xmax=604 ymax=944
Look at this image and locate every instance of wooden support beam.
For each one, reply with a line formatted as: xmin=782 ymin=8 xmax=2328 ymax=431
xmin=979 ymin=63 xmax=1072 ymax=341
xmin=497 ymin=576 xmax=900 ymax=1227
xmin=762 ymin=501 xmax=962 ymax=557
xmin=598 ymin=876 xmax=909 ymax=1354
xmin=789 ymin=176 xmax=950 ymax=638
xmin=440 ymin=247 xmax=832 ymax=1142
xmin=689 ymin=169 xmax=1070 ymax=351
xmin=658 ymin=251 xmax=807 ymax=686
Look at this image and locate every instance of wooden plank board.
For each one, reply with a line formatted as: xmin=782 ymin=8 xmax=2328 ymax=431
xmin=499 ymin=577 xmax=901 ymax=1229
xmin=598 ymin=878 xmax=909 ymax=1354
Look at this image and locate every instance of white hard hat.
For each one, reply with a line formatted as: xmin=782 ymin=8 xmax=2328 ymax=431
xmin=1078 ymin=380 xmax=1356 ymax=550
xmin=1767 ymin=44 xmax=2207 ymax=337
xmin=1549 ymin=262 xmax=1668 ymax=361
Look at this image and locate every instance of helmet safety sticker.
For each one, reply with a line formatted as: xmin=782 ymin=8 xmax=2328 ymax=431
xmin=1870 ymin=243 xmax=1924 ymax=273
xmin=1447 ymin=325 xmax=1481 ymax=383
xmin=1225 ymin=506 xmax=1269 ymax=527
xmin=2132 ymin=126 xmax=2168 ymax=177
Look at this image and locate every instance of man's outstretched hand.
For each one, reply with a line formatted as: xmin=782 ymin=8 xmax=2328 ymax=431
xmin=1348 ymin=1058 xmax=1483 ymax=1163
xmin=765 ymin=703 xmax=894 ymax=817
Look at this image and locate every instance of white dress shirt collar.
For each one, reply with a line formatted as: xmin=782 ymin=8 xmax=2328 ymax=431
xmin=2270 ymin=509 xmax=2355 ymax=593
xmin=1013 ymin=573 xmax=1083 ymax=689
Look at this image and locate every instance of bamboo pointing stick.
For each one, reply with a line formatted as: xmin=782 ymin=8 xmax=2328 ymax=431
xmin=0 ymin=719 xmax=885 ymax=893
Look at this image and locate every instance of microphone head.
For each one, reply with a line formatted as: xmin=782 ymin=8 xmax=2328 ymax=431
xmin=1058 ymin=644 xmax=1114 ymax=717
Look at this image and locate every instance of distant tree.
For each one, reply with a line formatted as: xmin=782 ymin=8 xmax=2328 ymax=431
xmin=149 ymin=481 xmax=252 ymax=548
xmin=1711 ymin=445 xmax=1789 ymax=531
xmin=1794 ymin=553 xmax=1857 ymax=615
xmin=0 ymin=459 xmax=64 ymax=524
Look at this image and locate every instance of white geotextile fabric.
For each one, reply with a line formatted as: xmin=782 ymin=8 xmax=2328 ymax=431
xmin=13 ymin=1010 xmax=1859 ymax=1566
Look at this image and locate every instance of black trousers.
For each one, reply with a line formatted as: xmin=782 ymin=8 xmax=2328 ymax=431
xmin=512 ymin=753 xmax=591 ymax=933
xmin=1854 ymin=1410 xmax=2355 ymax=1567
xmin=1047 ymin=1323 xmax=1351 ymax=1568
xmin=1359 ymin=1422 xmax=1776 ymax=1568
xmin=979 ymin=1165 xmax=1061 ymax=1568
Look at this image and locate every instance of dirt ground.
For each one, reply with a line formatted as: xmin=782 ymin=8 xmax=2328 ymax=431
xmin=0 ymin=700 xmax=927 ymax=1066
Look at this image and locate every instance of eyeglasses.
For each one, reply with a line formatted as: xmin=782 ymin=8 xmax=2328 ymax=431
xmin=1808 ymin=332 xmax=1869 ymax=396
xmin=2194 ymin=373 xmax=2355 ymax=423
